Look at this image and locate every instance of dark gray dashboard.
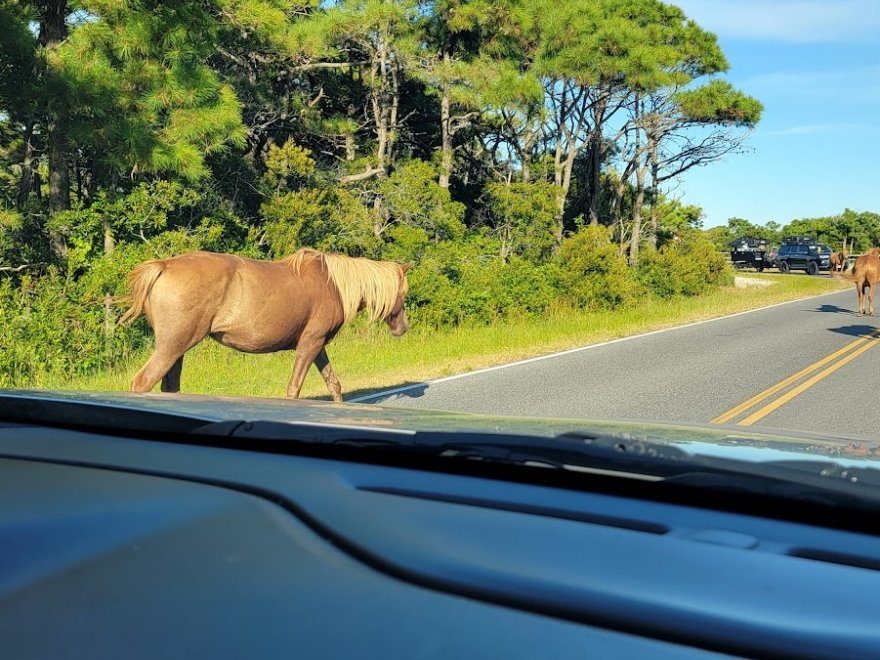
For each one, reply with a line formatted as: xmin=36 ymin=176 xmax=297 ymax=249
xmin=2 ymin=423 xmax=879 ymax=659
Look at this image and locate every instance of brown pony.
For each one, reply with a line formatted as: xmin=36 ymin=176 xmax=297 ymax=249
xmin=829 ymin=251 xmax=848 ymax=274
xmin=120 ymin=249 xmax=410 ymax=402
xmin=834 ymin=254 xmax=880 ymax=316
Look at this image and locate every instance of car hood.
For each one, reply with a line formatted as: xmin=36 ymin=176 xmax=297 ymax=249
xmin=2 ymin=389 xmax=878 ymax=467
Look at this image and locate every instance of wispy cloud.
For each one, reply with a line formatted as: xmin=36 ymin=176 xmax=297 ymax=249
xmin=672 ymin=0 xmax=880 ymax=43
xmin=759 ymin=122 xmax=880 ymax=137
xmin=740 ymin=64 xmax=880 ymax=101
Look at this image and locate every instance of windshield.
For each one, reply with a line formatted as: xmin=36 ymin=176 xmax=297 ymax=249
xmin=1 ymin=0 xmax=879 ymax=472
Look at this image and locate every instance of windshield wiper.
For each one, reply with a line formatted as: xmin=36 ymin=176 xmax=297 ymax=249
xmin=193 ymin=420 xmax=880 ymax=498
xmin=191 ymin=419 xmax=416 ymax=446
xmin=188 ymin=421 xmax=880 ymax=517
xmin=192 ymin=421 xmax=687 ymax=468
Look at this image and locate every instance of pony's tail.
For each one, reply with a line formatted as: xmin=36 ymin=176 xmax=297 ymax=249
xmin=118 ymin=260 xmax=166 ymax=326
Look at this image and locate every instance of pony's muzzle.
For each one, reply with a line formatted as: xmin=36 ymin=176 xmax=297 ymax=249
xmin=391 ymin=319 xmax=409 ymax=337
xmin=387 ymin=311 xmax=409 ymax=337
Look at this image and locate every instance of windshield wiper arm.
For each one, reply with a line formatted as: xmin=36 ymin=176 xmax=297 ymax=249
xmin=191 ymin=419 xmax=416 ymax=447
xmin=196 ymin=422 xmax=880 ymax=511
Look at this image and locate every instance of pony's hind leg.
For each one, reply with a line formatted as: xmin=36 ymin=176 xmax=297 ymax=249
xmin=161 ymin=356 xmax=184 ymax=393
xmin=131 ymin=325 xmax=207 ymax=393
xmin=314 ymin=347 xmax=343 ymax=403
xmin=131 ymin=351 xmax=186 ymax=393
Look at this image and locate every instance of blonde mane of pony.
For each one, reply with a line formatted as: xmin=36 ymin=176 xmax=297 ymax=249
xmin=282 ymin=248 xmax=406 ymax=324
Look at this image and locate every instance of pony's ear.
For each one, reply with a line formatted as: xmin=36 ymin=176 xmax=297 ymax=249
xmin=400 ymin=262 xmax=412 ymax=274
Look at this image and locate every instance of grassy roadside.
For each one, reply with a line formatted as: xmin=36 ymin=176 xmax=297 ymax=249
xmin=42 ymin=272 xmax=849 ymax=399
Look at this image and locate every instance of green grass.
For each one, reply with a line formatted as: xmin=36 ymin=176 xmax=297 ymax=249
xmin=43 ymin=272 xmax=848 ymax=400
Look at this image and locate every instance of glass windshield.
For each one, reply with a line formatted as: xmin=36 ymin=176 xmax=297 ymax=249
xmin=1 ymin=0 xmax=878 ymax=469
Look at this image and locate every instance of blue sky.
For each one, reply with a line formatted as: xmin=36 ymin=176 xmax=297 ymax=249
xmin=668 ymin=1 xmax=880 ymax=228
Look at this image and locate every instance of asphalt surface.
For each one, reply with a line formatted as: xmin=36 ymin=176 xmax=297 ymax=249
xmin=356 ymin=287 xmax=880 ymax=443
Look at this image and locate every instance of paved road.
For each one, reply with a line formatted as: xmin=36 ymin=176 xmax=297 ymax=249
xmin=355 ymin=288 xmax=880 ymax=442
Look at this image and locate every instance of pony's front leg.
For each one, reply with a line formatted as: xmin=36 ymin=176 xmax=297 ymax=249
xmin=314 ymin=347 xmax=343 ymax=403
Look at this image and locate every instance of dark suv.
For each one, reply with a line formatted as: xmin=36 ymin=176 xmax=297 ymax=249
xmin=775 ymin=238 xmax=831 ymax=275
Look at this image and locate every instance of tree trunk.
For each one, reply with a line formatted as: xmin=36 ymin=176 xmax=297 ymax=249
xmin=17 ymin=122 xmax=35 ymax=209
xmin=648 ymin=135 xmax=659 ymax=249
xmin=628 ymin=95 xmax=644 ymax=265
xmin=587 ymin=130 xmax=602 ymax=226
xmin=629 ymin=166 xmax=646 ymax=265
xmin=40 ymin=0 xmax=70 ymax=216
xmin=103 ymin=217 xmax=115 ymax=340
xmin=438 ymin=52 xmax=452 ymax=189
xmin=521 ymin=125 xmax=532 ymax=183
xmin=103 ymin=218 xmax=115 ymax=254
xmin=586 ymin=98 xmax=608 ymax=227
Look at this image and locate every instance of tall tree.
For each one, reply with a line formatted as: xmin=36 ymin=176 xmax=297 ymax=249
xmin=418 ymin=0 xmax=520 ymax=189
xmin=523 ymin=0 xmax=713 ymax=244
xmin=0 ymin=1 xmax=42 ymax=209
xmin=38 ymin=0 xmax=72 ymax=216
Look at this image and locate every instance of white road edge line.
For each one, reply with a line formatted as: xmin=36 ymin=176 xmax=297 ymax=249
xmin=349 ymin=289 xmax=849 ymax=403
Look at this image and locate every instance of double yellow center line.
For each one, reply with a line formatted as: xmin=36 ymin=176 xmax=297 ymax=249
xmin=712 ymin=330 xmax=880 ymax=426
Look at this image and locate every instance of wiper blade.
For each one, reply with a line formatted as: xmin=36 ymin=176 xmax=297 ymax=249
xmin=192 ymin=422 xmax=880 ymax=510
xmin=191 ymin=419 xmax=415 ymax=446
xmin=195 ymin=421 xmax=685 ymax=463
xmin=195 ymin=422 xmax=708 ymax=478
xmin=193 ymin=421 xmax=880 ymax=484
xmin=409 ymin=430 xmax=691 ymax=474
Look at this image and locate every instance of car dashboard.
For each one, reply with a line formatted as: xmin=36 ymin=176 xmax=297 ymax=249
xmin=2 ymin=420 xmax=880 ymax=659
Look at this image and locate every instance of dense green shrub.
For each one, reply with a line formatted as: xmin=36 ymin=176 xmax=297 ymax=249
xmin=553 ymin=225 xmax=642 ymax=310
xmin=637 ymin=231 xmax=733 ymax=298
xmin=484 ymin=181 xmax=561 ymax=263
xmin=378 ymin=160 xmax=467 ymax=243
xmin=405 ymin=235 xmax=558 ymax=327
xmin=0 ymin=267 xmax=145 ymax=386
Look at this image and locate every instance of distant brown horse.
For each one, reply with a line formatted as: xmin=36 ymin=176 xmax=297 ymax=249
xmin=834 ymin=254 xmax=880 ymax=315
xmin=829 ymin=251 xmax=848 ymax=274
xmin=120 ymin=249 xmax=410 ymax=401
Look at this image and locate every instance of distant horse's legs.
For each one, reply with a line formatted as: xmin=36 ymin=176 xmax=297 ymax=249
xmin=314 ymin=347 xmax=343 ymax=403
xmin=161 ymin=356 xmax=184 ymax=393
